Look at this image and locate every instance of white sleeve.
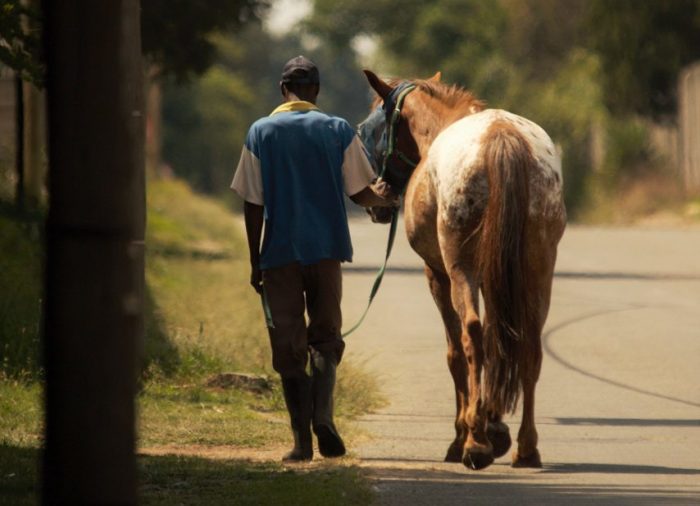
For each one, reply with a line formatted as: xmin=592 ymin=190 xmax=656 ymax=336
xmin=231 ymin=145 xmax=264 ymax=205
xmin=342 ymin=136 xmax=376 ymax=196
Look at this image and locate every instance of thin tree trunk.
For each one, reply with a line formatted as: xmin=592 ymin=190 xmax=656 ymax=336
xmin=145 ymin=64 xmax=162 ymax=177
xmin=15 ymin=73 xmax=24 ymax=210
xmin=42 ymin=1 xmax=144 ymax=504
xmin=23 ymin=81 xmax=44 ymax=207
xmin=21 ymin=0 xmax=44 ymax=208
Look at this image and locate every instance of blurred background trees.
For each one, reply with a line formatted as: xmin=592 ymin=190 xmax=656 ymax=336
xmin=306 ymin=0 xmax=700 ymax=219
xmin=145 ymin=0 xmax=700 ymax=219
xmin=2 ymin=0 xmax=700 ymax=219
xmin=159 ymin=22 xmax=369 ymax=196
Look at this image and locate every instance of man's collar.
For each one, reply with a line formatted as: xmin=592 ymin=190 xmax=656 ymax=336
xmin=270 ymin=100 xmax=319 ymax=116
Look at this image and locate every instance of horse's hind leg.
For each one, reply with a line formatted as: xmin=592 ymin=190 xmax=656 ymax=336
xmin=512 ymin=254 xmax=556 ymax=468
xmin=424 ymin=265 xmax=468 ymax=462
xmin=512 ymin=327 xmax=543 ymax=468
xmin=448 ymin=268 xmax=493 ymax=470
xmin=487 ymin=412 xmax=512 ymax=459
xmin=479 ymin=312 xmax=513 ymax=459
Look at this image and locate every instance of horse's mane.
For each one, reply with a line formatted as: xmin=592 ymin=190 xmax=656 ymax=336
xmin=413 ymin=80 xmax=485 ymax=114
xmin=371 ymin=77 xmax=485 ymax=116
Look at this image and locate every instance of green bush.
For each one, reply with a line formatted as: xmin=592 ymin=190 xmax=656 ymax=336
xmin=601 ymin=117 xmax=656 ymax=183
xmin=0 ymin=214 xmax=42 ymax=379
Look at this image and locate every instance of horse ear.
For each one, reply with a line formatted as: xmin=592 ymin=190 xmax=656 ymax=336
xmin=428 ymin=71 xmax=442 ymax=82
xmin=363 ymin=69 xmax=393 ymax=100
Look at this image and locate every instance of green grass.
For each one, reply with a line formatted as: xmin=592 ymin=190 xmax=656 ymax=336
xmin=0 ymin=381 xmax=42 ymax=448
xmin=684 ymin=197 xmax=700 ymax=221
xmin=0 ymin=177 xmax=384 ymax=504
xmin=140 ymin=179 xmax=385 ymax=448
xmin=139 ymin=455 xmax=374 ymax=506
xmin=144 ymin=179 xmax=271 ymax=376
xmin=0 ymin=212 xmax=42 ymax=379
xmin=138 ymin=381 xmax=288 ymax=448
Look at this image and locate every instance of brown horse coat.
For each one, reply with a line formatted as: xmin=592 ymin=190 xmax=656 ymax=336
xmin=364 ymin=71 xmax=566 ymax=470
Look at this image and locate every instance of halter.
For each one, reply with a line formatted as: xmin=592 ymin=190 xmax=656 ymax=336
xmin=358 ymin=81 xmax=419 ymax=193
xmin=380 ymin=82 xmax=418 ymax=191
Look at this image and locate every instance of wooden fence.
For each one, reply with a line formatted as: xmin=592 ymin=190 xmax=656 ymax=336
xmin=679 ymin=61 xmax=700 ymax=193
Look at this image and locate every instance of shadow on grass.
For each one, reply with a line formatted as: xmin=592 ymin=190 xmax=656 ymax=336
xmin=0 ymin=206 xmax=43 ymax=380
xmin=0 ymin=199 xmax=182 ymax=383
xmin=0 ymin=444 xmax=36 ymax=506
xmin=0 ymin=445 xmax=374 ymax=506
xmin=139 ymin=453 xmax=373 ymax=505
xmin=141 ymin=285 xmax=181 ymax=378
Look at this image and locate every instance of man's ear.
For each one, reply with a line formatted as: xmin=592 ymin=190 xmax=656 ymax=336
xmin=428 ymin=71 xmax=442 ymax=82
xmin=363 ymin=69 xmax=393 ymax=100
xmin=280 ymin=81 xmax=287 ymax=98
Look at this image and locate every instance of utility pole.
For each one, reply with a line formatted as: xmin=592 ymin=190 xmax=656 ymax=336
xmin=42 ymin=1 xmax=144 ymax=504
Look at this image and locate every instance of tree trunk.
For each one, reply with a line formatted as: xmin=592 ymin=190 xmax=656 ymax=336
xmin=21 ymin=0 xmax=45 ymax=208
xmin=42 ymin=1 xmax=144 ymax=504
xmin=23 ymin=81 xmax=45 ymax=207
xmin=145 ymin=64 xmax=162 ymax=177
xmin=15 ymin=73 xmax=24 ymax=210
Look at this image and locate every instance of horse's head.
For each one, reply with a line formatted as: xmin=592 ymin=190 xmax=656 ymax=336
xmin=358 ymin=70 xmax=441 ymax=223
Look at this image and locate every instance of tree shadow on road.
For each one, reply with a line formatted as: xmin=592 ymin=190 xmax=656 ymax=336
xmin=365 ymin=462 xmax=700 ymax=505
xmin=543 ymin=462 xmax=700 ymax=475
xmin=554 ymin=417 xmax=700 ymax=427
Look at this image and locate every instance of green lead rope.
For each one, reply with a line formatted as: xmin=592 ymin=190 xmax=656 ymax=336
xmin=259 ymin=207 xmax=399 ymax=336
xmin=261 ymin=290 xmax=275 ymax=329
xmin=338 ymin=84 xmax=416 ymax=337
xmin=261 ymin=84 xmax=415 ymax=335
xmin=341 ymin=206 xmax=399 ymax=338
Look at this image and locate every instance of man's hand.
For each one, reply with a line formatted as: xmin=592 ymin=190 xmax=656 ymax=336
xmin=250 ymin=265 xmax=263 ymax=294
xmin=349 ymin=178 xmax=400 ymax=208
xmin=372 ymin=178 xmax=400 ymax=206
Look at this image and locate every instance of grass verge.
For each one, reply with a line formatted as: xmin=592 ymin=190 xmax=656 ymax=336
xmin=1 ymin=177 xmax=384 ymax=504
xmin=0 ymin=210 xmax=42 ymax=378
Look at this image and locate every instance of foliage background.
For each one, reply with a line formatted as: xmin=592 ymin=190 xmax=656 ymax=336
xmin=2 ymin=0 xmax=699 ymax=380
xmin=156 ymin=0 xmax=700 ymax=219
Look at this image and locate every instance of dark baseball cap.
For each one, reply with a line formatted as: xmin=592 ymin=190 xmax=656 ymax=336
xmin=281 ymin=55 xmax=320 ymax=85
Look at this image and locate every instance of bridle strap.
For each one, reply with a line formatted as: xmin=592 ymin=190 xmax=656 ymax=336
xmin=340 ymin=206 xmax=399 ymax=338
xmin=381 ymin=84 xmax=418 ymax=177
xmin=341 ymin=84 xmax=417 ymax=338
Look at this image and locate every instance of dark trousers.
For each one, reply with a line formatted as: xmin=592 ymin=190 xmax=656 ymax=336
xmin=262 ymin=259 xmax=345 ymax=377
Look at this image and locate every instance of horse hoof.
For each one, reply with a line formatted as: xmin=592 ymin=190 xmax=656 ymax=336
xmin=463 ymin=448 xmax=494 ymax=470
xmin=487 ymin=422 xmax=512 ymax=459
xmin=511 ymin=449 xmax=542 ymax=468
xmin=444 ymin=440 xmax=463 ymax=463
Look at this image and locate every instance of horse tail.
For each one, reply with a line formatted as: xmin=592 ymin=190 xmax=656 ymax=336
xmin=476 ymin=119 xmax=534 ymax=414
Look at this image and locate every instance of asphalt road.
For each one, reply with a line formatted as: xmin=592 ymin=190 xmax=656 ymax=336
xmin=341 ymin=216 xmax=700 ymax=505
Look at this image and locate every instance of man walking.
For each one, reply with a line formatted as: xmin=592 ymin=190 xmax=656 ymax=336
xmin=231 ymin=56 xmax=397 ymax=461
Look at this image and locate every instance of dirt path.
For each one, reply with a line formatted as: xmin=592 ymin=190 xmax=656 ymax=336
xmin=342 ymin=217 xmax=700 ymax=505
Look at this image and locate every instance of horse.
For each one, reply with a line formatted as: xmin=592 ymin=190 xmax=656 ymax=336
xmin=358 ymin=70 xmax=566 ymax=470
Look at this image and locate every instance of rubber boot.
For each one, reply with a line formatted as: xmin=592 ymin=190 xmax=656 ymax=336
xmin=310 ymin=349 xmax=346 ymax=457
xmin=280 ymin=374 xmax=313 ymax=462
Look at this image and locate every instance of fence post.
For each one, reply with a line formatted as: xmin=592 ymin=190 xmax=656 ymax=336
xmin=679 ymin=61 xmax=700 ymax=194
